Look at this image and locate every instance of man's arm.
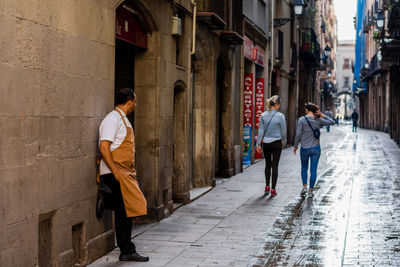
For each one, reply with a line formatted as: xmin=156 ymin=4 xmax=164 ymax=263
xmin=99 ymin=140 xmax=119 ymax=177
xmin=256 ymin=115 xmax=265 ymax=147
xmin=319 ymin=116 xmax=335 ymax=126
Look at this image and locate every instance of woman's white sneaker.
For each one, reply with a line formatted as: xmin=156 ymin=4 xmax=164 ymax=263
xmin=300 ymin=188 xmax=307 ymax=196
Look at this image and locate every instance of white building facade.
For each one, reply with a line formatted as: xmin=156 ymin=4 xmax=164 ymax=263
xmin=336 ymin=40 xmax=356 ymax=118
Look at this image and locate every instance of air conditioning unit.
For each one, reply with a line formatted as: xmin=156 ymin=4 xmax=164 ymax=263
xmin=172 ymin=16 xmax=182 ymax=37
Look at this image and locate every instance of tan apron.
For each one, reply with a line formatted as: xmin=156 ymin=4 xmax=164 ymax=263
xmin=97 ymin=109 xmax=147 ymax=217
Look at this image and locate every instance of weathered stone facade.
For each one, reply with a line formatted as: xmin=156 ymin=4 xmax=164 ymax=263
xmin=193 ymin=0 xmax=243 ymax=183
xmin=0 ymin=0 xmax=246 ymax=265
xmin=0 ymin=0 xmax=118 ymax=265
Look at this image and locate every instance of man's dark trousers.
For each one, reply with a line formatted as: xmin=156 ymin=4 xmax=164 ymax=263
xmin=101 ymin=173 xmax=136 ymax=254
xmin=353 ymin=121 xmax=357 ymax=132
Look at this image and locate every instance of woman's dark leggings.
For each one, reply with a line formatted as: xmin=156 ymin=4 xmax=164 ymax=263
xmin=262 ymin=140 xmax=283 ymax=189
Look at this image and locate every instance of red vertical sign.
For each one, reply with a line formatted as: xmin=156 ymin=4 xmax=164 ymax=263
xmin=255 ymin=78 xmax=265 ymax=129
xmin=243 ymin=73 xmax=253 ymax=127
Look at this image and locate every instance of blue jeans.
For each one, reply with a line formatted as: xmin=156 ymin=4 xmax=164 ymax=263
xmin=300 ymin=145 xmax=321 ymax=189
xmin=326 ymin=125 xmax=330 ymax=132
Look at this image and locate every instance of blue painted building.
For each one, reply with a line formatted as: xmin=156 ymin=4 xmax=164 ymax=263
xmin=353 ymin=0 xmax=366 ymax=92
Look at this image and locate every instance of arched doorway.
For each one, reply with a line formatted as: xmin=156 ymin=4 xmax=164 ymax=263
xmin=215 ymin=58 xmax=224 ymax=177
xmin=114 ymin=1 xmax=162 ymax=218
xmin=215 ymin=56 xmax=232 ymax=178
xmin=114 ymin=2 xmax=149 ymax=120
xmin=172 ymin=82 xmax=189 ymax=203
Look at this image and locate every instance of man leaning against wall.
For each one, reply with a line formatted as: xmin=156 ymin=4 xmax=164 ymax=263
xmin=96 ymin=88 xmax=149 ymax=262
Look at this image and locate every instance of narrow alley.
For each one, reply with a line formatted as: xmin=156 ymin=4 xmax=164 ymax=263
xmin=90 ymin=125 xmax=400 ymax=266
xmin=253 ymin=126 xmax=400 ymax=266
xmin=2 ymin=1 xmax=400 ymax=266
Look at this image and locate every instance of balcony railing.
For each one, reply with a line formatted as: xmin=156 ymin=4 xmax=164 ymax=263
xmin=197 ymin=0 xmax=243 ymax=38
xmin=197 ymin=0 xmax=226 ymax=28
xmin=361 ymin=53 xmax=387 ymax=81
xmin=299 ymin=28 xmax=321 ymax=67
xmin=381 ymin=39 xmax=400 ymax=63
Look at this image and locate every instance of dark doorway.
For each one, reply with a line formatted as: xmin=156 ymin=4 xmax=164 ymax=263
xmin=173 ymin=85 xmax=186 ymax=202
xmin=288 ymin=80 xmax=296 ymax=144
xmin=215 ymin=59 xmax=226 ymax=177
xmin=115 ymin=38 xmax=135 ymax=123
xmin=271 ymin=71 xmax=280 ymax=96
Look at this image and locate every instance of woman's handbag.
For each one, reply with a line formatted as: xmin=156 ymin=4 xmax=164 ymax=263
xmin=304 ymin=116 xmax=321 ymax=139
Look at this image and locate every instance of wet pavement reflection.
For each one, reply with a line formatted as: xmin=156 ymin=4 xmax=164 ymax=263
xmin=254 ymin=129 xmax=400 ymax=266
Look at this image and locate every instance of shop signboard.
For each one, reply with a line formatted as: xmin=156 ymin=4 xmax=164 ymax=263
xmin=244 ymin=36 xmax=255 ymax=61
xmin=255 ymin=45 xmax=265 ymax=67
xmin=255 ymin=78 xmax=265 ymax=129
xmin=243 ymin=73 xmax=254 ymax=127
xmin=116 ymin=6 xmax=148 ymax=49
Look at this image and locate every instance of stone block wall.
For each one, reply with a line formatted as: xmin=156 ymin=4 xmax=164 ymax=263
xmin=0 ymin=0 xmax=117 ymax=265
xmin=0 ymin=0 xmax=245 ymax=265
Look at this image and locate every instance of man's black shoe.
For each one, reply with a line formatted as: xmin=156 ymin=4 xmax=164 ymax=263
xmin=119 ymin=252 xmax=149 ymax=262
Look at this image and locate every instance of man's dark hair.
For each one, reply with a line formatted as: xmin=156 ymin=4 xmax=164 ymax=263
xmin=115 ymin=88 xmax=135 ymax=105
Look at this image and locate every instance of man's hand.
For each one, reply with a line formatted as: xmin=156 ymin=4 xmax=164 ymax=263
xmin=256 ymin=145 xmax=263 ymax=154
xmin=99 ymin=140 xmax=119 ymax=177
xmin=293 ymin=146 xmax=298 ymax=155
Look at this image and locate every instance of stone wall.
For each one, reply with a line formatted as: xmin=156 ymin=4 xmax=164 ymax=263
xmin=0 ymin=0 xmax=195 ymax=265
xmin=0 ymin=0 xmax=118 ymax=265
xmin=0 ymin=0 xmax=247 ymax=265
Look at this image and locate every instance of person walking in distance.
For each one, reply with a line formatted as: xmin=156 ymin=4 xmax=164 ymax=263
xmin=351 ymin=109 xmax=359 ymax=132
xmin=324 ymin=107 xmax=334 ymax=132
xmin=293 ymin=102 xmax=335 ymax=198
xmin=96 ymin=88 xmax=149 ymax=262
xmin=256 ymin=95 xmax=287 ymax=196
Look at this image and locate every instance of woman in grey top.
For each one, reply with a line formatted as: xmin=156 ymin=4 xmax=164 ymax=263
xmin=293 ymin=102 xmax=335 ymax=198
xmin=256 ymin=95 xmax=287 ymax=196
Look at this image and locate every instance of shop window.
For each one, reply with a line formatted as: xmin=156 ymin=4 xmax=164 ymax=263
xmin=277 ymin=31 xmax=284 ymax=61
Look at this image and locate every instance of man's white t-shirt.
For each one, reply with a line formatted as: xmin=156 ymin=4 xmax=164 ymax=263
xmin=99 ymin=107 xmax=133 ymax=175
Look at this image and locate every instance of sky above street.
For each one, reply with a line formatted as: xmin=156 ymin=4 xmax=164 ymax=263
xmin=334 ymin=0 xmax=357 ymax=40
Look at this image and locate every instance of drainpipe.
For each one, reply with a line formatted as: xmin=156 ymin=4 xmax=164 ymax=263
xmin=191 ymin=0 xmax=197 ymax=55
xmin=269 ymin=0 xmax=275 ymax=98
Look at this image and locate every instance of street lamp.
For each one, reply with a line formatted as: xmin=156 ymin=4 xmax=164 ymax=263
xmin=324 ymin=45 xmax=332 ymax=57
xmin=293 ymin=0 xmax=306 ymax=16
xmin=273 ymin=0 xmax=306 ymax=28
xmin=376 ymin=10 xmax=385 ymax=29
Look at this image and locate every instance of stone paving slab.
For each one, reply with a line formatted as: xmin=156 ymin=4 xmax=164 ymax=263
xmin=89 ymin=125 xmax=344 ymax=267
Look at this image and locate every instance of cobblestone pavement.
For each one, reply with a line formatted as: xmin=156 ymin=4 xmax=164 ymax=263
xmin=89 ymin=125 xmax=400 ymax=266
xmin=252 ymin=126 xmax=400 ymax=266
